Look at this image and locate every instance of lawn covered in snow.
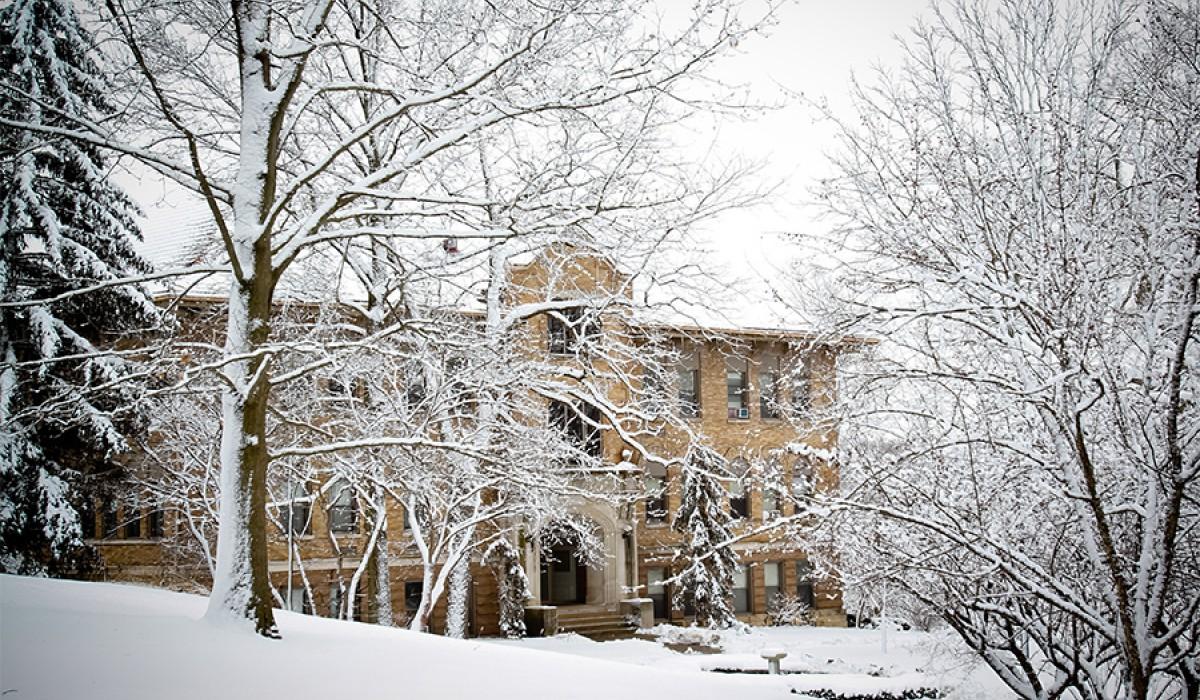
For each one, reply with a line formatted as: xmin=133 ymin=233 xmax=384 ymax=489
xmin=0 ymin=575 xmax=1010 ymax=699
xmin=487 ymin=624 xmax=1014 ymax=699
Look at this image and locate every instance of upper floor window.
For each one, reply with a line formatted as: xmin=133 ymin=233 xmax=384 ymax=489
xmin=762 ymin=484 xmax=781 ymax=520
xmin=644 ymin=460 xmax=668 ymax=525
xmin=547 ymin=302 xmax=598 ymax=355
xmin=726 ymin=356 xmax=749 ymax=419
xmin=404 ymin=363 xmax=427 ymax=409
xmin=759 ymin=353 xmax=782 ymax=419
xmin=792 ymin=360 xmax=813 ymax=416
xmin=676 ymin=346 xmax=701 ymax=417
xmin=549 ymin=399 xmax=603 ymax=461
xmin=792 ymin=461 xmax=814 ymax=506
xmin=279 ymin=481 xmax=312 ymax=537
xmin=728 ymin=462 xmax=749 ymax=519
xmin=327 ymin=480 xmax=358 ymax=534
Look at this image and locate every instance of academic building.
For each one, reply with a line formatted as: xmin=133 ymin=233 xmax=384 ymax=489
xmin=79 ymin=248 xmax=862 ymax=639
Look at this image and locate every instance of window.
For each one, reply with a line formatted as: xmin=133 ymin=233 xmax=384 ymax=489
xmin=732 ymin=565 xmax=751 ymax=613
xmin=728 ymin=479 xmax=748 ymax=519
xmin=792 ymin=361 xmax=812 ymax=416
xmin=327 ymin=480 xmax=358 ymax=534
xmin=123 ymin=509 xmax=141 ymax=539
xmin=549 ymin=399 xmax=603 ymax=461
xmin=405 ymin=581 xmax=424 ymax=615
xmin=405 ymin=364 xmax=427 ymax=408
xmin=676 ymin=346 xmax=701 ymax=417
xmin=329 ymin=584 xmax=342 ymax=618
xmin=796 ymin=560 xmax=815 ymax=608
xmin=726 ymin=356 xmax=749 ymax=419
xmin=792 ymin=461 xmax=814 ymax=507
xmin=644 ymin=461 xmax=668 ymax=525
xmin=79 ymin=498 xmax=98 ymax=540
xmin=762 ymin=485 xmax=780 ymax=520
xmin=102 ymin=500 xmax=119 ymax=539
xmin=547 ymin=302 xmax=598 ymax=355
xmin=647 ymin=567 xmax=668 ymax=619
xmin=765 ymin=562 xmax=782 ymax=607
xmin=728 ymin=462 xmax=749 ymax=519
xmin=147 ymin=508 xmax=164 ymax=539
xmin=759 ymin=353 xmax=782 ymax=419
xmin=328 ymin=583 xmax=366 ymax=620
xmin=401 ymin=500 xmax=431 ymax=533
xmin=285 ymin=587 xmax=312 ymax=615
xmin=281 ymin=481 xmax=312 ymax=537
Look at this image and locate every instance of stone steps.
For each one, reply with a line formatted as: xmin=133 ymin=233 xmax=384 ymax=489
xmin=556 ymin=607 xmax=638 ymax=641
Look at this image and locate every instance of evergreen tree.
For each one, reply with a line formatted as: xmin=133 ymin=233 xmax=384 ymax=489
xmin=672 ymin=450 xmax=739 ymax=628
xmin=484 ymin=538 xmax=530 ymax=639
xmin=0 ymin=0 xmax=155 ymax=574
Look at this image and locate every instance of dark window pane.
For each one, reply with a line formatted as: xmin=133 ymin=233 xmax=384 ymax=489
xmin=328 ymin=481 xmax=357 ymax=534
xmin=78 ymin=498 xmax=97 ymax=540
xmin=123 ymin=508 xmax=142 ymax=539
xmin=677 ymin=367 xmax=700 ymax=417
xmin=147 ymin=509 xmax=164 ymax=538
xmin=796 ymin=560 xmax=815 ymax=608
xmin=405 ymin=581 xmax=424 ymax=612
xmin=103 ymin=501 xmax=119 ymax=539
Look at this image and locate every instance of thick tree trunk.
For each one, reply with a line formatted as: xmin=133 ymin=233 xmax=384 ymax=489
xmin=205 ymin=270 xmax=278 ymax=637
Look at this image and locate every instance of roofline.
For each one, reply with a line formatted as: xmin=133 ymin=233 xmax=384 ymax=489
xmin=153 ymin=294 xmax=876 ymax=346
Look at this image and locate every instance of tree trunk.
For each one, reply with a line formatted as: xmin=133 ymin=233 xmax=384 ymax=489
xmin=204 ymin=270 xmax=277 ymax=637
xmin=446 ymin=555 xmax=471 ymax=638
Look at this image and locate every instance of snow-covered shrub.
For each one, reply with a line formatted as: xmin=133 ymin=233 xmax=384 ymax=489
xmin=766 ymin=592 xmax=811 ymax=627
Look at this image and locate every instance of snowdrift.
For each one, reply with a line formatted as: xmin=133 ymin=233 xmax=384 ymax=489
xmin=0 ymin=575 xmax=794 ymax=700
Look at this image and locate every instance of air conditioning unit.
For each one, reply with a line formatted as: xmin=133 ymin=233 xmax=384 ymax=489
xmin=736 ymin=407 xmax=750 ymax=420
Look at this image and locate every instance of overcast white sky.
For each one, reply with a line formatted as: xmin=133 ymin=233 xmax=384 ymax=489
xmin=685 ymin=0 xmax=930 ymax=279
xmin=124 ymin=0 xmax=935 ymax=325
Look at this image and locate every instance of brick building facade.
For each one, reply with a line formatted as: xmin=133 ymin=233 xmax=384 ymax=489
xmin=80 ymin=248 xmax=859 ymax=636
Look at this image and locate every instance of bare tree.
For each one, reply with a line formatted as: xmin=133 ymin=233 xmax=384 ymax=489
xmin=802 ymin=1 xmax=1200 ymax=698
xmin=0 ymin=0 xmax=775 ymax=635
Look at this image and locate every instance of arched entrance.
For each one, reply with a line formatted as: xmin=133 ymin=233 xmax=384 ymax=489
xmin=536 ymin=516 xmax=605 ymax=606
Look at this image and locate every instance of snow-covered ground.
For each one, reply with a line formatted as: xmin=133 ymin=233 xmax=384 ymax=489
xmin=0 ymin=575 xmax=1010 ymax=699
xmin=488 ymin=624 xmax=1014 ymax=699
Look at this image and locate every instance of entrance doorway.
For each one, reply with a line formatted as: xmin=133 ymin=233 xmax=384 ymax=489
xmin=540 ymin=545 xmax=587 ymax=605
